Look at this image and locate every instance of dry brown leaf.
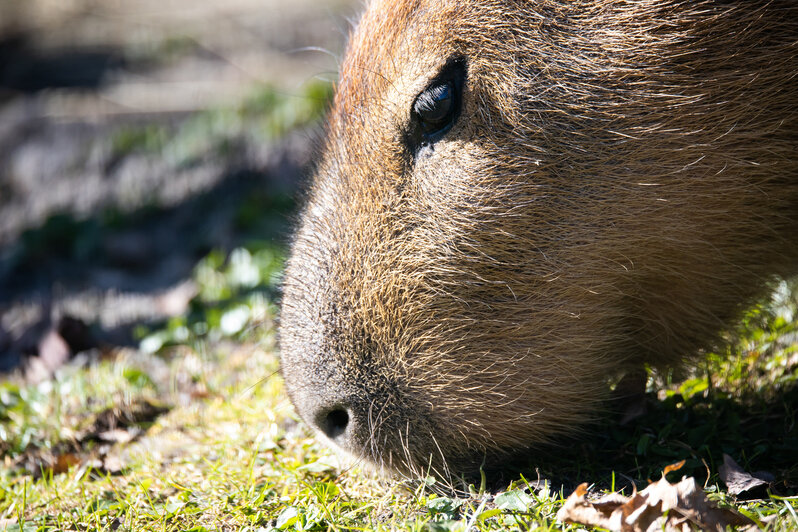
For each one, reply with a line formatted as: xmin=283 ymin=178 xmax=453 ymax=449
xmin=719 ymin=453 xmax=773 ymax=500
xmin=52 ymin=452 xmax=81 ymax=474
xmin=78 ymin=398 xmax=169 ymax=441
xmin=25 ymin=328 xmax=70 ymax=382
xmin=556 ymin=483 xmax=620 ymax=530
xmin=557 ymin=462 xmax=758 ymax=531
xmin=10 ymin=398 xmax=165 ymax=479
xmin=84 ymin=454 xmax=127 ymax=475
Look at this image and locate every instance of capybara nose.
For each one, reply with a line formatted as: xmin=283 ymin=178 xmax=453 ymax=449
xmin=314 ymin=405 xmax=351 ymax=442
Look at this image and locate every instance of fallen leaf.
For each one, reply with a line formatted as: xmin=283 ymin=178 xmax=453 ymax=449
xmin=557 ymin=461 xmax=757 ymax=532
xmin=18 ymin=313 xmax=94 ymax=381
xmin=719 ymin=454 xmax=773 ymax=500
xmin=494 ymin=489 xmax=534 ymax=512
xmin=85 ymin=454 xmax=127 ymax=475
xmin=82 ymin=398 xmax=169 ymax=438
xmin=555 ymin=483 xmax=621 ymax=530
xmin=10 ymin=398 xmax=166 ymax=479
xmin=52 ymin=452 xmax=81 ymax=474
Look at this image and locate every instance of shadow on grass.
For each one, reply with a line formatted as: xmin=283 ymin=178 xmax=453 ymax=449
xmin=0 ymin=166 xmax=298 ymax=302
xmin=0 ymin=33 xmax=125 ymax=95
xmin=0 ymin=162 xmax=302 ymax=370
xmin=492 ymin=382 xmax=798 ymax=496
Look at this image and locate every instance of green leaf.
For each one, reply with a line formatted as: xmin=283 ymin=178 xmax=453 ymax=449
xmin=426 ymin=496 xmax=462 ymax=519
xmin=424 ymin=520 xmax=463 ymax=532
xmin=123 ymin=368 xmax=155 ymax=389
xmin=494 ymin=489 xmax=533 ymax=512
xmin=299 ymin=504 xmax=323 ymax=530
xmin=477 ymin=508 xmax=502 ymax=521
xmin=275 ymin=506 xmax=299 ymax=530
xmin=163 ymin=501 xmax=184 ymax=516
xmin=636 ymin=433 xmax=651 ymax=455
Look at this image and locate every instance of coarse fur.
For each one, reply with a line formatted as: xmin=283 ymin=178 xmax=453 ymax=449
xmin=280 ymin=0 xmax=798 ymax=479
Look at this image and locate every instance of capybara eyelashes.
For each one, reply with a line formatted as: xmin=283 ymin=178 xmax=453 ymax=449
xmin=410 ymin=58 xmax=466 ymax=149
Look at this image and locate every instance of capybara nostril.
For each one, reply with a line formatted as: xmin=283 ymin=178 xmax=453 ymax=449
xmin=316 ymin=407 xmax=350 ymax=442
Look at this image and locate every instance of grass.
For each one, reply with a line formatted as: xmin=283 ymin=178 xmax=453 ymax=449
xmin=1 ymin=241 xmax=796 ymax=530
xmin=1 ymin=80 xmax=797 ymax=529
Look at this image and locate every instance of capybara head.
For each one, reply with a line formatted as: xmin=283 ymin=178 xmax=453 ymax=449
xmin=280 ymin=0 xmax=798 ymax=478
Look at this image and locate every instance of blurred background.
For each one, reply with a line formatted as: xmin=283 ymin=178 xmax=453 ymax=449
xmin=0 ymin=0 xmax=358 ymax=379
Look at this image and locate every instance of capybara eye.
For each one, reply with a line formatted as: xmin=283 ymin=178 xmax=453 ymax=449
xmin=414 ymin=82 xmax=454 ymax=135
xmin=409 ymin=59 xmax=465 ymax=148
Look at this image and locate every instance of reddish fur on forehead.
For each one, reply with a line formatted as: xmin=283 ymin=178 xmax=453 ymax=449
xmin=334 ymin=0 xmax=421 ymax=113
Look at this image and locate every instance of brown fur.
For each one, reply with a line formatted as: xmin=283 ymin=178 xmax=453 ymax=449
xmin=279 ymin=0 xmax=798 ymax=478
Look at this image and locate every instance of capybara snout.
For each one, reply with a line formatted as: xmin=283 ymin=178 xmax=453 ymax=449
xmin=280 ymin=0 xmax=798 ymax=478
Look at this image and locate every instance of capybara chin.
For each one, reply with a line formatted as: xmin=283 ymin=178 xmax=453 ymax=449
xmin=279 ymin=0 xmax=798 ymax=479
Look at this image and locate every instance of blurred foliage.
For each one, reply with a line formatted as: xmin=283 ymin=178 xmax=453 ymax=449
xmin=136 ymin=244 xmax=283 ymax=354
xmin=1 ymin=80 xmax=333 ymax=294
xmin=109 ymin=80 xmax=333 ymax=167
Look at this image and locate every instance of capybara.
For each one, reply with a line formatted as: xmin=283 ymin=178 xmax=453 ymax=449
xmin=279 ymin=0 xmax=798 ymax=479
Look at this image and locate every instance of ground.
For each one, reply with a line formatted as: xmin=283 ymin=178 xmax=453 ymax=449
xmin=1 ymin=2 xmax=797 ymax=530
